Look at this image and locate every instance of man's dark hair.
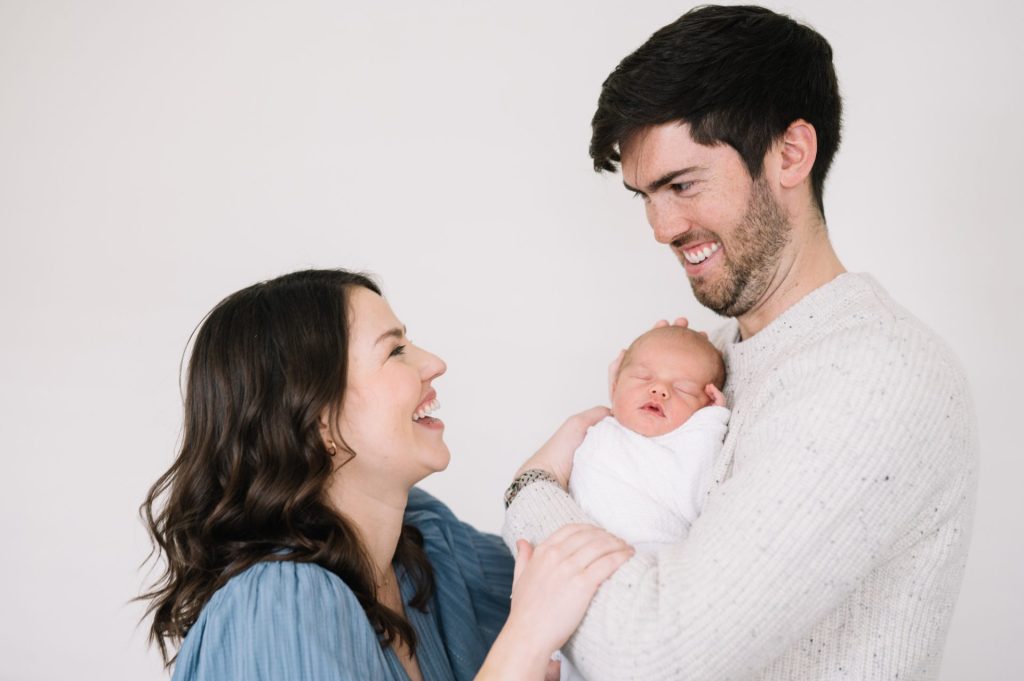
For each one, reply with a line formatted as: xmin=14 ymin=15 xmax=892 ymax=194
xmin=590 ymin=5 xmax=842 ymax=215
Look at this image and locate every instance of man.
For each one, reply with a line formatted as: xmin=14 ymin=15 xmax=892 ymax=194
xmin=503 ymin=6 xmax=977 ymax=680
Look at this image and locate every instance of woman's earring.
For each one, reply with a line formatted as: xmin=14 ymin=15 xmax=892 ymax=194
xmin=326 ymin=441 xmax=337 ymax=456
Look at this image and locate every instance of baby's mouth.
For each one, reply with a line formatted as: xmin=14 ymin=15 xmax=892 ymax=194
xmin=640 ymin=401 xmax=666 ymax=418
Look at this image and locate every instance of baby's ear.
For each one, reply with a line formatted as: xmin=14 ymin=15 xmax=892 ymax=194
xmin=704 ymin=383 xmax=727 ymax=407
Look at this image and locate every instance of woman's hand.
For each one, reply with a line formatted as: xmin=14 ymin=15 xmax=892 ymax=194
xmin=477 ymin=525 xmax=633 ymax=680
xmin=513 ymin=407 xmax=610 ymax=488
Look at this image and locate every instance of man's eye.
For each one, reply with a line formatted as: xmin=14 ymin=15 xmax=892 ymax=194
xmin=669 ymin=182 xmax=693 ymax=194
xmin=389 ymin=344 xmax=406 ymax=358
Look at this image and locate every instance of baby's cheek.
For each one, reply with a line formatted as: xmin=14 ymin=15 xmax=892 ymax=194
xmin=610 ymin=389 xmax=631 ymax=417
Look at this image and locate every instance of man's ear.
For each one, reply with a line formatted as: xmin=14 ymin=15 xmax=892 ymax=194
xmin=778 ymin=119 xmax=818 ymax=190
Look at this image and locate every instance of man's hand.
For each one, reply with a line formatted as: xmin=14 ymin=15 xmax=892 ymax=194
xmin=514 ymin=406 xmax=610 ymax=488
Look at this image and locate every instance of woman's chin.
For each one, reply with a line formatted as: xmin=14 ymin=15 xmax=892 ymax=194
xmin=418 ymin=443 xmax=451 ymax=477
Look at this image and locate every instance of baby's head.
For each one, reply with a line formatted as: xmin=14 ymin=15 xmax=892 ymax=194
xmin=611 ymin=326 xmax=725 ymax=437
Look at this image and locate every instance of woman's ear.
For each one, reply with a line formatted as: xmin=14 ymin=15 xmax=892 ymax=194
xmin=778 ymin=119 xmax=818 ymax=190
xmin=318 ymin=408 xmax=337 ymax=456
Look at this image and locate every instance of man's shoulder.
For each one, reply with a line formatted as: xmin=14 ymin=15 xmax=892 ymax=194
xmin=807 ymin=276 xmax=966 ymax=384
xmin=717 ymin=273 xmax=972 ymax=406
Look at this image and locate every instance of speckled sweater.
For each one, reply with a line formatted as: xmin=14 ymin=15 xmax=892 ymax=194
xmin=503 ymin=273 xmax=977 ymax=681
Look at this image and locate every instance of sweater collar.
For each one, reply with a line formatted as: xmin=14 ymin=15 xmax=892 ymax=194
xmin=715 ymin=272 xmax=878 ymax=381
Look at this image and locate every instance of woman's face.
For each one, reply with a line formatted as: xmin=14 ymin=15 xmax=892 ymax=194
xmin=333 ymin=286 xmax=449 ymax=489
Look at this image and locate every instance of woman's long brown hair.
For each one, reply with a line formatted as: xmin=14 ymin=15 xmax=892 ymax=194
xmin=139 ymin=269 xmax=434 ymax=665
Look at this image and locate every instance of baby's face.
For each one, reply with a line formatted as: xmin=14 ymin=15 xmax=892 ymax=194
xmin=612 ymin=333 xmax=715 ymax=437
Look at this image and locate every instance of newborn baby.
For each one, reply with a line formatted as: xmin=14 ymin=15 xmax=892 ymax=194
xmin=557 ymin=326 xmax=730 ymax=681
xmin=569 ymin=325 xmax=730 ymax=550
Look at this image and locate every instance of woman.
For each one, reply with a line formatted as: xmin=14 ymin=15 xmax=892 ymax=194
xmin=140 ymin=269 xmax=630 ymax=680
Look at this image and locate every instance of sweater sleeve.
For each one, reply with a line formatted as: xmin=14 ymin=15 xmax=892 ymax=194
xmin=170 ymin=562 xmax=384 ymax=681
xmin=502 ymin=326 xmax=975 ymax=680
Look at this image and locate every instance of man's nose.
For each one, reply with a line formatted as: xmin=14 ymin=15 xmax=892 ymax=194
xmin=647 ymin=199 xmax=690 ymax=245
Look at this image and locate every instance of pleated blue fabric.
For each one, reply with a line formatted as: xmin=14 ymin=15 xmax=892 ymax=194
xmin=171 ymin=488 xmax=513 ymax=681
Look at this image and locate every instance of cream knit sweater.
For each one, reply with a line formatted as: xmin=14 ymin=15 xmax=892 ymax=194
xmin=503 ymin=273 xmax=978 ymax=680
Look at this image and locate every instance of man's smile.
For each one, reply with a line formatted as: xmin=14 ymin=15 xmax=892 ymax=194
xmin=681 ymin=240 xmax=721 ymax=265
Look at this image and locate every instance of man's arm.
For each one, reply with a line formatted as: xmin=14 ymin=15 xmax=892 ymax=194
xmin=503 ymin=330 xmax=975 ymax=680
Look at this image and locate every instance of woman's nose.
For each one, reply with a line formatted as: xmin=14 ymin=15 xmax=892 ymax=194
xmin=419 ymin=347 xmax=446 ymax=381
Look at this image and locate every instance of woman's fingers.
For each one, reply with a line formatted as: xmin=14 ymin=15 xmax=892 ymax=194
xmin=583 ymin=543 xmax=635 ymax=583
xmin=513 ymin=539 xmax=533 ymax=584
xmin=531 ymin=524 xmax=633 ymax=578
xmin=503 ymin=525 xmax=633 ymax=661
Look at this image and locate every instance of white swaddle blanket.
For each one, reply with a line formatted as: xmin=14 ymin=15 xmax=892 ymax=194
xmin=558 ymin=406 xmax=730 ymax=681
xmin=568 ymin=406 xmax=731 ymax=549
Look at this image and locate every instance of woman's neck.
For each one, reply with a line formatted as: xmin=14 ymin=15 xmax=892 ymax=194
xmin=325 ymin=479 xmax=408 ymax=587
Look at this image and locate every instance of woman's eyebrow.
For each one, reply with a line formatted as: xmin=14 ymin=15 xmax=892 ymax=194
xmin=374 ymin=326 xmax=406 ymax=345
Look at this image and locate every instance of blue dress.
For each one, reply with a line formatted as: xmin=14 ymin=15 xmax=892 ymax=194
xmin=171 ymin=488 xmax=513 ymax=681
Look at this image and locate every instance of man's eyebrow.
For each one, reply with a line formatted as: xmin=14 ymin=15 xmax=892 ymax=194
xmin=623 ymin=166 xmax=702 ymax=195
xmin=374 ymin=326 xmax=406 ymax=345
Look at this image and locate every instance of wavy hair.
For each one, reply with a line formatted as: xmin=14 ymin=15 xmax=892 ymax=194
xmin=139 ymin=269 xmax=434 ymax=665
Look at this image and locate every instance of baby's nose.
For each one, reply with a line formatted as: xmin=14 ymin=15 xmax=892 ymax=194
xmin=650 ymin=385 xmax=669 ymax=399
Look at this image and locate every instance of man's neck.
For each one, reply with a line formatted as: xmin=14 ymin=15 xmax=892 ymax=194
xmin=736 ymin=226 xmax=846 ymax=340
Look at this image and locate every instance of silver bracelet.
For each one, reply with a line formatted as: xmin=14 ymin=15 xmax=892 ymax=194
xmin=504 ymin=469 xmax=559 ymax=508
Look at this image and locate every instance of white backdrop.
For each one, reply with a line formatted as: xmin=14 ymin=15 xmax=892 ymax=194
xmin=1 ymin=1 xmax=1020 ymax=679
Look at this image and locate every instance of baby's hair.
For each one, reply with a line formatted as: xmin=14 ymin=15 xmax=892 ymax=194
xmin=620 ymin=326 xmax=726 ymax=389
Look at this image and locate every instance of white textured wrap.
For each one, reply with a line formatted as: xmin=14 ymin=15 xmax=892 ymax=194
xmin=568 ymin=409 xmax=730 ymax=549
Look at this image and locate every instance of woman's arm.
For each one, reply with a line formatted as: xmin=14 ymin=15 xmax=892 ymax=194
xmin=475 ymin=527 xmax=634 ymax=681
xmin=406 ymin=487 xmax=632 ymax=681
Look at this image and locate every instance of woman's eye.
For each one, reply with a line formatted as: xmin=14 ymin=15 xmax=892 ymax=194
xmin=389 ymin=344 xmax=406 ymax=358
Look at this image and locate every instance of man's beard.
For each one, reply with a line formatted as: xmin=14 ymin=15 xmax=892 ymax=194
xmin=687 ymin=177 xmax=791 ymax=318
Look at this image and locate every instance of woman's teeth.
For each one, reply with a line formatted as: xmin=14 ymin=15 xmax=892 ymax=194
xmin=683 ymin=241 xmax=720 ymax=265
xmin=413 ymin=399 xmax=440 ymax=421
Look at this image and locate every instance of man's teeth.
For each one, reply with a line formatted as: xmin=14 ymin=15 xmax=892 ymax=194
xmin=683 ymin=241 xmax=720 ymax=265
xmin=413 ymin=399 xmax=440 ymax=421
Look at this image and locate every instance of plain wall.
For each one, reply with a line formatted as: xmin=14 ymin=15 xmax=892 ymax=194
xmin=1 ymin=1 xmax=1020 ymax=679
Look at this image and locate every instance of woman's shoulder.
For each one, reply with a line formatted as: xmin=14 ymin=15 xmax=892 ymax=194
xmin=189 ymin=561 xmax=369 ymax=642
xmin=207 ymin=559 xmax=359 ymax=614
xmin=172 ymin=561 xmax=377 ymax=680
